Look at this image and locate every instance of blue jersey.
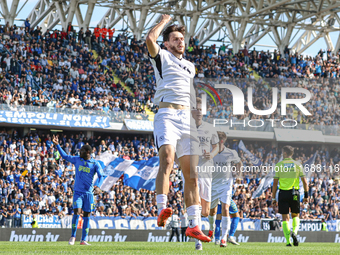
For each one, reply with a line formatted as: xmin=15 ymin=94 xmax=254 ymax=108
xmin=57 ymin=144 xmax=104 ymax=194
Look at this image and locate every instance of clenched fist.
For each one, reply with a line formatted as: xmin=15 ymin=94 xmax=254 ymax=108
xmin=161 ymin=14 xmax=172 ymax=23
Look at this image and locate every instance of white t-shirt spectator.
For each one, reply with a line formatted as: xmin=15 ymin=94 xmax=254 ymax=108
xmin=48 ymin=194 xmax=56 ymax=205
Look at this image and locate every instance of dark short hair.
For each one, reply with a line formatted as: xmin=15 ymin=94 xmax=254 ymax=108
xmin=162 ymin=25 xmax=185 ymax=42
xmin=81 ymin=144 xmax=92 ymax=153
xmin=282 ymin=145 xmax=294 ymax=156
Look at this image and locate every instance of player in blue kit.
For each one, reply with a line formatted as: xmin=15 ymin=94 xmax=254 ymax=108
xmin=52 ymin=135 xmax=104 ymax=245
xmin=214 ymin=201 xmax=240 ymax=245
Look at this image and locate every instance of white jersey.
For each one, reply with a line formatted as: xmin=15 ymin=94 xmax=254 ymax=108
xmin=212 ymin=147 xmax=241 ymax=185
xmin=197 ymin=121 xmax=219 ymax=155
xmin=170 ymin=214 xmax=180 ymax=228
xmin=150 ymin=46 xmax=196 ymax=107
xmin=180 ymin=213 xmax=188 ymax=227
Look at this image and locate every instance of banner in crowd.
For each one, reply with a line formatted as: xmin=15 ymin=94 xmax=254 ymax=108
xmin=22 ymin=215 xmax=66 ymax=228
xmin=21 ymin=215 xmax=340 ymax=232
xmin=0 ymin=111 xmax=110 ymax=128
xmin=21 ymin=216 xmax=264 ymax=231
xmin=238 ymin=140 xmax=262 ymax=166
xmin=97 ymin=151 xmax=159 ymax=192
xmin=4 ymin=229 xmax=340 ymax=242
xmin=261 ymin=219 xmax=325 ymax=231
xmin=124 ymin=119 xmax=154 ymax=131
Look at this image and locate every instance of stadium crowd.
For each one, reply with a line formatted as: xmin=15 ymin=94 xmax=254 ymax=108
xmin=0 ymin=129 xmax=339 ymax=228
xmin=0 ymin=22 xmax=339 ymax=127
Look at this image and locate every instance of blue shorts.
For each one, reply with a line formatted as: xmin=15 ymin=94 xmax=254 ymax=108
xmin=73 ymin=191 xmax=94 ymax=212
xmin=217 ymin=200 xmax=238 ymax=215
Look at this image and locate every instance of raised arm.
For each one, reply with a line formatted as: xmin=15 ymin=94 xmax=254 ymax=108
xmin=52 ymin=135 xmax=76 ymax=164
xmin=146 ymin=14 xmax=172 ymax=58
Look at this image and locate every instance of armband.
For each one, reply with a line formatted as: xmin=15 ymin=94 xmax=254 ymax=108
xmin=304 ymin=192 xmax=308 ymax=199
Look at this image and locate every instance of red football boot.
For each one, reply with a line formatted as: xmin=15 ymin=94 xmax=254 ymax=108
xmin=185 ymin=225 xmax=212 ymax=243
xmin=157 ymin=208 xmax=173 ymax=227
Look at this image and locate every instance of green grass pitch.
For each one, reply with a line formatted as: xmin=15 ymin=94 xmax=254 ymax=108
xmin=0 ymin=242 xmax=339 ymax=254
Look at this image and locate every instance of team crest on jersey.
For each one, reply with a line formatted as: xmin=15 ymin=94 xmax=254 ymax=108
xmin=159 ymin=136 xmax=164 ymax=141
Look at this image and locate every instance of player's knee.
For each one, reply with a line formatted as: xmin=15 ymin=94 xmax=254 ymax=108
xmin=201 ymin=211 xmax=209 ymax=217
xmin=83 ymin=211 xmax=91 ymax=217
xmin=291 ymin=213 xmax=299 ymax=218
xmin=160 ymin=156 xmax=174 ymax=171
xmin=185 ymin=177 xmax=198 ymax=187
xmin=74 ymin=208 xmax=81 ymax=215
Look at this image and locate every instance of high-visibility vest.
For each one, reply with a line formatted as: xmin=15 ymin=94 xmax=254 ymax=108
xmin=32 ymin=218 xmax=39 ymax=228
xmin=101 ymin=28 xmax=107 ymax=38
xmin=94 ymin=27 xmax=100 ymax=38
xmin=108 ymin=28 xmax=115 ymax=38
xmin=322 ymin=222 xmax=328 ymax=231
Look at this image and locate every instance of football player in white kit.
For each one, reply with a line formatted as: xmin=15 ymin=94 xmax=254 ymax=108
xmin=209 ymin=131 xmax=242 ymax=247
xmin=146 ymin=14 xmax=211 ymax=242
xmin=191 ymin=97 xmax=219 ymax=250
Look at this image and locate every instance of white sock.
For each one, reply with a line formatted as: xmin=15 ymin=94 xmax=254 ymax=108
xmin=198 ymin=206 xmax=202 ymax=230
xmin=195 ymin=207 xmax=203 ymax=245
xmin=208 ymin=215 xmax=216 ymax=231
xmin=156 ymin=194 xmax=167 ymax=215
xmin=221 ymin=216 xmax=231 ymax=241
xmin=187 ymin=205 xmax=199 ymax=228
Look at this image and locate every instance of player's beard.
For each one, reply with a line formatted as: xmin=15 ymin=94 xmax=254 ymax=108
xmin=168 ymin=44 xmax=184 ymax=55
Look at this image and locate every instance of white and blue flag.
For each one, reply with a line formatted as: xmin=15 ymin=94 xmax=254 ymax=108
xmin=124 ymin=157 xmax=159 ymax=191
xmin=299 ymin=152 xmax=317 ymax=201
xmin=95 ymin=151 xmax=160 ymax=192
xmin=238 ymin=140 xmax=262 ymax=166
xmin=252 ymin=156 xmax=283 ymax=199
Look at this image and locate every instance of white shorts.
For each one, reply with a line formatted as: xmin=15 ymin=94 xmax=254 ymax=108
xmin=198 ymin=177 xmax=212 ymax=202
xmin=211 ymin=179 xmax=233 ymax=209
xmin=153 ymin=108 xmax=201 ymax=158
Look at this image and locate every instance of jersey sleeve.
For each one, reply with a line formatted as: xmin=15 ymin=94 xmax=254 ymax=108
xmin=231 ymin=150 xmax=241 ymax=163
xmin=211 ymin=130 xmax=219 ymax=145
xmin=56 ymin=144 xmax=77 ymax=164
xmin=149 ymin=46 xmax=165 ymax=80
xmin=298 ymin=163 xmax=305 ymax=177
xmin=94 ymin=161 xmax=105 ymax=188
